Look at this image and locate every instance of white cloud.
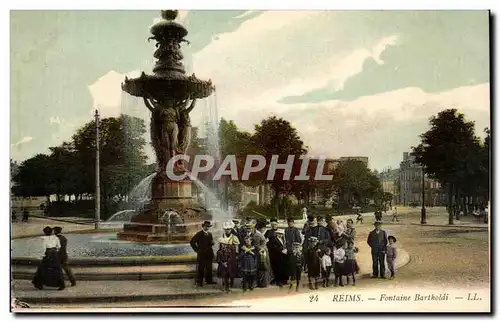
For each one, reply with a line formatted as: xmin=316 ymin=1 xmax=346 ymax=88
xmin=49 ymin=116 xmax=62 ymax=124
xmin=87 ymin=70 xmax=141 ymax=117
xmin=11 ymin=136 xmax=33 ymax=147
xmin=233 ymin=11 xmax=255 ymax=19
xmin=191 ymin=11 xmax=399 ymax=123
xmin=228 ymin=83 xmax=490 ymax=170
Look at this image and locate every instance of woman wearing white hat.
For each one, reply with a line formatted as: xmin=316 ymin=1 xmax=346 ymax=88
xmin=216 ymin=221 xmax=240 ymax=291
xmin=268 ymin=228 xmax=289 ymax=287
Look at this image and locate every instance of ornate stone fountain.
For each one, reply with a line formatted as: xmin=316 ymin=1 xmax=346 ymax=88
xmin=118 ymin=10 xmax=215 ymax=243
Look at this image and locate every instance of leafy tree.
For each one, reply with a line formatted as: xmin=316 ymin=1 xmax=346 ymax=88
xmin=252 ymin=116 xmax=307 ymax=219
xmin=215 ymin=119 xmax=255 ymax=209
xmin=71 ymin=114 xmax=148 ymax=201
xmin=411 ymin=109 xmax=486 ymax=224
xmin=47 ymin=142 xmax=82 ymax=201
xmin=12 ymin=154 xmax=53 ymax=203
xmin=332 ymin=160 xmax=382 ymax=209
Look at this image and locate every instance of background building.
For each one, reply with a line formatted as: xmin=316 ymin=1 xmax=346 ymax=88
xmin=399 ymin=152 xmax=446 ymax=206
xmin=379 ymin=168 xmax=400 ymax=204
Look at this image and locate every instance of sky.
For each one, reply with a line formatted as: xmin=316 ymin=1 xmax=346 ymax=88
xmin=10 ymin=10 xmax=490 ymax=171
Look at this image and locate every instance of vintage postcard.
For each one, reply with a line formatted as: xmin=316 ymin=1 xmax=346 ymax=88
xmin=9 ymin=9 xmax=491 ymax=313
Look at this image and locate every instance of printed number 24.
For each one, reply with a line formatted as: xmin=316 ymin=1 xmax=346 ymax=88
xmin=309 ymin=295 xmax=319 ymax=302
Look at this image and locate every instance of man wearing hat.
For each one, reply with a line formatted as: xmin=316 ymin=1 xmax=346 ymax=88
xmin=53 ymin=227 xmax=76 ymax=287
xmin=367 ymin=220 xmax=388 ymax=279
xmin=285 ymin=218 xmax=302 ymax=254
xmin=231 ymin=219 xmax=241 ymax=237
xmin=268 ymin=228 xmax=289 ymax=287
xmin=264 ymin=218 xmax=279 ymax=240
xmin=304 ymin=217 xmax=329 ymax=248
xmin=190 ymin=221 xmax=216 ymax=286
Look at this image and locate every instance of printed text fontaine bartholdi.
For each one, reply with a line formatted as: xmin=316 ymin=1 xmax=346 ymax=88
xmin=332 ymin=293 xmax=452 ymax=302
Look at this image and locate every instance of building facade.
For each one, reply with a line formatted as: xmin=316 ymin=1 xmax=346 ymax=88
xmin=399 ymin=152 xmax=446 ymax=206
xmin=379 ymin=168 xmax=400 ymax=204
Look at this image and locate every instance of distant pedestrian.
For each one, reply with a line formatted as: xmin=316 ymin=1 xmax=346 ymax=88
xmin=391 ymin=207 xmax=399 ymax=222
xmin=22 ymin=209 xmax=29 ymax=222
xmin=387 ymin=235 xmax=398 ymax=279
xmin=11 ymin=209 xmax=17 ymax=222
xmin=301 ymin=207 xmax=308 ymax=221
xmin=190 ymin=221 xmax=216 ymax=287
xmin=367 ymin=221 xmax=388 ymax=279
xmin=356 ymin=211 xmax=363 ymax=224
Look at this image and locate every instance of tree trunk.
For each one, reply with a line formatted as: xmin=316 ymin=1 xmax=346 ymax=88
xmin=447 ymin=184 xmax=454 ymax=225
xmin=282 ymin=195 xmax=287 ymax=221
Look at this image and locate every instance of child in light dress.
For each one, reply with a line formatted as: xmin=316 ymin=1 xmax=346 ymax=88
xmin=387 ymin=235 xmax=398 ymax=279
xmin=321 ymin=248 xmax=332 ymax=287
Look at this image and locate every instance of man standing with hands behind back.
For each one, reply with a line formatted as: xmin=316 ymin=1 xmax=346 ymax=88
xmin=190 ymin=221 xmax=217 ymax=287
xmin=53 ymin=227 xmax=77 ymax=286
xmin=367 ymin=220 xmax=388 ymax=279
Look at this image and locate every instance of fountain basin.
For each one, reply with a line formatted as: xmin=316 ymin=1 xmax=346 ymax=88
xmin=11 ymin=233 xmax=195 ymax=260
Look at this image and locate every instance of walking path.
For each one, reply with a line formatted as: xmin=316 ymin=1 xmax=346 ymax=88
xmin=11 ymin=217 xmax=92 ymax=239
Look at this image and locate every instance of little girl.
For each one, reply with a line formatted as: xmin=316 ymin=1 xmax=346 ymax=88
xmin=387 ymin=236 xmax=398 ymax=279
xmin=343 ymin=241 xmax=359 ymax=286
xmin=333 ymin=241 xmax=346 ymax=287
xmin=321 ymin=248 xmax=332 ymax=287
xmin=239 ymin=236 xmax=259 ymax=291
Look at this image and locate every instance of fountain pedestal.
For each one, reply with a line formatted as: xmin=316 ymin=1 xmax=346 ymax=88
xmin=117 ymin=174 xmax=211 ymax=243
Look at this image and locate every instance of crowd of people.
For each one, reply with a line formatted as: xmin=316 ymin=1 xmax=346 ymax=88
xmin=190 ymin=215 xmax=399 ymax=292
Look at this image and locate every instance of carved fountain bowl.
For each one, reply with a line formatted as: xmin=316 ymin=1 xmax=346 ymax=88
xmin=122 ymin=74 xmax=214 ymax=101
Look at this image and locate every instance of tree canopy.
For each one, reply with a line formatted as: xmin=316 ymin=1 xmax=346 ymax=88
xmin=411 ymin=109 xmax=489 ymax=224
xmin=12 ymin=114 xmax=150 ymax=204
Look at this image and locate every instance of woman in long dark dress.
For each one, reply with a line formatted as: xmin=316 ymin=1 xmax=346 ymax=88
xmin=32 ymin=226 xmax=65 ymax=290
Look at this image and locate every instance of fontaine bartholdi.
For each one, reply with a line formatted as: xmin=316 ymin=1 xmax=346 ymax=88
xmin=118 ymin=10 xmax=214 ymax=243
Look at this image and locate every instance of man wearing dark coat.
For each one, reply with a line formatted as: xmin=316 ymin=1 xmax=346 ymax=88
xmin=190 ymin=221 xmax=216 ymax=286
xmin=285 ymin=218 xmax=302 ymax=253
xmin=264 ymin=218 xmax=278 ymax=240
xmin=53 ymin=227 xmax=76 ymax=286
xmin=367 ymin=220 xmax=388 ymax=278
xmin=304 ymin=218 xmax=330 ymax=248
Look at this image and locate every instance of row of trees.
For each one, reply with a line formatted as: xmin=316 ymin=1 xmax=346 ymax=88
xmin=12 ymin=115 xmax=152 ymax=216
xmin=412 ymin=109 xmax=490 ymax=224
xmin=214 ymin=117 xmax=386 ymax=217
xmin=12 ymin=113 xmax=387 ymax=219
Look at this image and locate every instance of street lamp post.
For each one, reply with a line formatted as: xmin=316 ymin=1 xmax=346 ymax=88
xmin=420 ymin=168 xmax=427 ymax=224
xmin=95 ymin=110 xmax=101 ymax=229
